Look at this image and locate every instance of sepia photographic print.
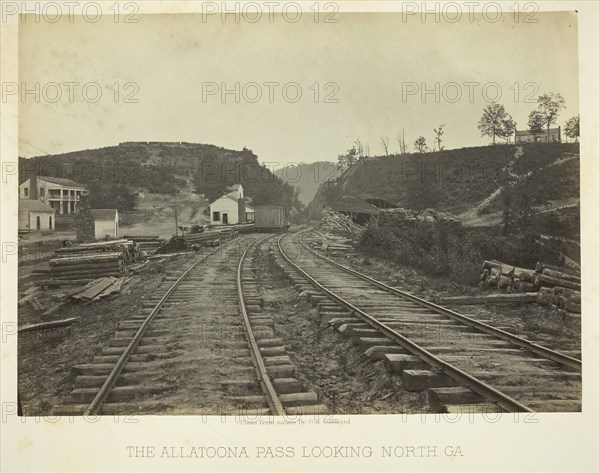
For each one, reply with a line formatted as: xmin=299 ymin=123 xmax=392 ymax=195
xmin=1 ymin=1 xmax=598 ymax=473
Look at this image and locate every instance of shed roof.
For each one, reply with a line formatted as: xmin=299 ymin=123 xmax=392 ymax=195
xmin=19 ymin=199 xmax=55 ymax=213
xmin=91 ymin=209 xmax=118 ymax=220
xmin=211 ymin=194 xmax=238 ymax=206
xmin=328 ymin=197 xmax=379 ymax=215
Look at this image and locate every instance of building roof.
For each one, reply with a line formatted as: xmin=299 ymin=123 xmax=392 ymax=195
xmin=20 ymin=199 xmax=55 ymax=213
xmin=227 ymin=184 xmax=242 ymax=191
xmin=328 ymin=197 xmax=379 ymax=215
xmin=37 ymin=176 xmax=87 ymax=188
xmin=352 ymin=191 xmax=378 ymax=200
xmin=90 ymin=209 xmax=118 ymax=220
xmin=211 ymin=194 xmax=238 ymax=206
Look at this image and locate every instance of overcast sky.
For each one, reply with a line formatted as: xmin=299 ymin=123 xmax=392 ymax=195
xmin=19 ymin=11 xmax=579 ymax=164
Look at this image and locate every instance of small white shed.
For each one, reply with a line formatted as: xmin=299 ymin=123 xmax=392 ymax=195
xmin=19 ymin=200 xmax=56 ymax=232
xmin=91 ymin=209 xmax=119 ymax=239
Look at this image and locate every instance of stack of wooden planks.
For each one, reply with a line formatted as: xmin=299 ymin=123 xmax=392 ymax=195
xmin=479 ymin=260 xmax=581 ymax=315
xmin=56 ymin=239 xmax=138 ymax=263
xmin=46 ymin=252 xmax=126 ymax=280
xmin=184 ymin=229 xmax=225 ymax=246
xmin=69 ymin=276 xmax=126 ymax=303
xmin=27 ymin=239 xmax=142 ymax=282
xmin=124 ymin=235 xmax=165 ymax=254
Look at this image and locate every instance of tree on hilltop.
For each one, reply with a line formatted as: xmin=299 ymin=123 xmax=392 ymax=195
xmin=414 ymin=136 xmax=428 ymax=153
xmin=534 ymin=92 xmax=566 ymax=142
xmin=478 ymin=103 xmax=516 ymax=145
xmin=564 ymin=115 xmax=580 ymax=142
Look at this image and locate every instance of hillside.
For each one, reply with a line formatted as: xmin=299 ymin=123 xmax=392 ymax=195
xmin=274 ymin=161 xmax=340 ymax=206
xmin=310 ymin=142 xmax=579 ymax=222
xmin=19 ymin=141 xmax=302 ymax=214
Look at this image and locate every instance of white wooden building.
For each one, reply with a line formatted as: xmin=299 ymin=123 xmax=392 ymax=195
xmin=18 ymin=200 xmax=56 ymax=232
xmin=91 ymin=209 xmax=119 ymax=239
xmin=19 ymin=176 xmax=88 ymax=214
xmin=209 ymin=184 xmax=250 ymax=225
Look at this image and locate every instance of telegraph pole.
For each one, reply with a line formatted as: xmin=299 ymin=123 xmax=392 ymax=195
xmin=174 ymin=188 xmax=178 ymax=236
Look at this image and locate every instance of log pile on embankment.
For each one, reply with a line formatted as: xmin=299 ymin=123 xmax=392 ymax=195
xmin=182 ymin=228 xmax=238 ymax=247
xmin=319 ymin=209 xmax=365 ymax=240
xmin=307 ymin=210 xmax=365 ymax=252
xmin=123 ymin=235 xmax=165 ymax=254
xmin=29 ymin=239 xmax=139 ymax=282
xmin=479 ymin=260 xmax=581 ymax=315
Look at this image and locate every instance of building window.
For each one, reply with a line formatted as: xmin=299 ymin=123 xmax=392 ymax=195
xmin=23 ymin=188 xmax=28 ymax=197
xmin=49 ymin=216 xmax=52 ymax=229
xmin=39 ymin=187 xmax=44 ymax=197
xmin=212 ymin=211 xmax=220 ymax=221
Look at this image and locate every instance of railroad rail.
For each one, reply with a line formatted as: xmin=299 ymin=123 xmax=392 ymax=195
xmin=54 ymin=234 xmax=324 ymax=416
xmin=276 ymin=230 xmax=581 ymax=413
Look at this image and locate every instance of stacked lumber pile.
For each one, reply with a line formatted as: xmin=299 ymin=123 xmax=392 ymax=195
xmin=233 ymin=223 xmax=256 ymax=234
xmin=480 ymin=260 xmax=581 ymax=315
xmin=47 ymin=252 xmax=125 ymax=280
xmin=28 ymin=240 xmax=138 ymax=283
xmin=124 ymin=235 xmax=165 ymax=254
xmin=56 ymin=239 xmax=139 ymax=263
xmin=319 ymin=210 xmax=365 ymax=239
xmin=184 ymin=229 xmax=237 ymax=246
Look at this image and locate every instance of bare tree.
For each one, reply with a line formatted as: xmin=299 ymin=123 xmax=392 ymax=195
xmin=354 ymin=139 xmax=364 ymax=158
xmin=433 ymin=124 xmax=445 ymax=151
xmin=397 ymin=129 xmax=407 ymax=154
xmin=380 ymin=136 xmax=389 ymax=156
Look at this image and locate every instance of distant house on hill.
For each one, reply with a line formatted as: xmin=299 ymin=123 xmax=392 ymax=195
xmin=91 ymin=209 xmax=119 ymax=239
xmin=19 ymin=176 xmax=88 ymax=214
xmin=209 ymin=184 xmax=254 ymax=225
xmin=515 ymin=127 xmax=561 ymax=144
xmin=18 ymin=199 xmax=56 ymax=232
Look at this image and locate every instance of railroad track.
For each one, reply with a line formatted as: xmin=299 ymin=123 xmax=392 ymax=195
xmin=53 ymin=234 xmax=325 ymax=416
xmin=275 ymin=230 xmax=582 ymax=413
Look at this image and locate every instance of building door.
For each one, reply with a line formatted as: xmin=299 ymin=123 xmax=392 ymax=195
xmin=49 ymin=216 xmax=52 ymax=229
xmin=222 ymin=213 xmax=228 ymax=224
xmin=36 ymin=216 xmax=40 ymax=230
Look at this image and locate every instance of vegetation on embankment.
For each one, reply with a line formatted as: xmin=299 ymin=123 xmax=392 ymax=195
xmin=315 ymin=142 xmax=579 ymax=214
xmin=19 ymin=141 xmax=302 ymax=215
xmin=358 ymin=208 xmax=575 ymax=287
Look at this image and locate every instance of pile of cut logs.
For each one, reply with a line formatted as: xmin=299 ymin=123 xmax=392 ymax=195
xmin=124 ymin=235 xmax=165 ymax=254
xmin=309 ymin=230 xmax=354 ymax=252
xmin=184 ymin=228 xmax=237 ymax=246
xmin=320 ymin=210 xmax=365 ymax=239
xmin=480 ymin=260 xmax=581 ymax=315
xmin=30 ymin=239 xmax=139 ymax=282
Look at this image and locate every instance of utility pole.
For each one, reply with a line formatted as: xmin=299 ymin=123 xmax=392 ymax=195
xmin=174 ymin=189 xmax=178 ymax=237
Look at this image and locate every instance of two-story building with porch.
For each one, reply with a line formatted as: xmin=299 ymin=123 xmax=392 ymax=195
xmin=19 ymin=176 xmax=88 ymax=214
